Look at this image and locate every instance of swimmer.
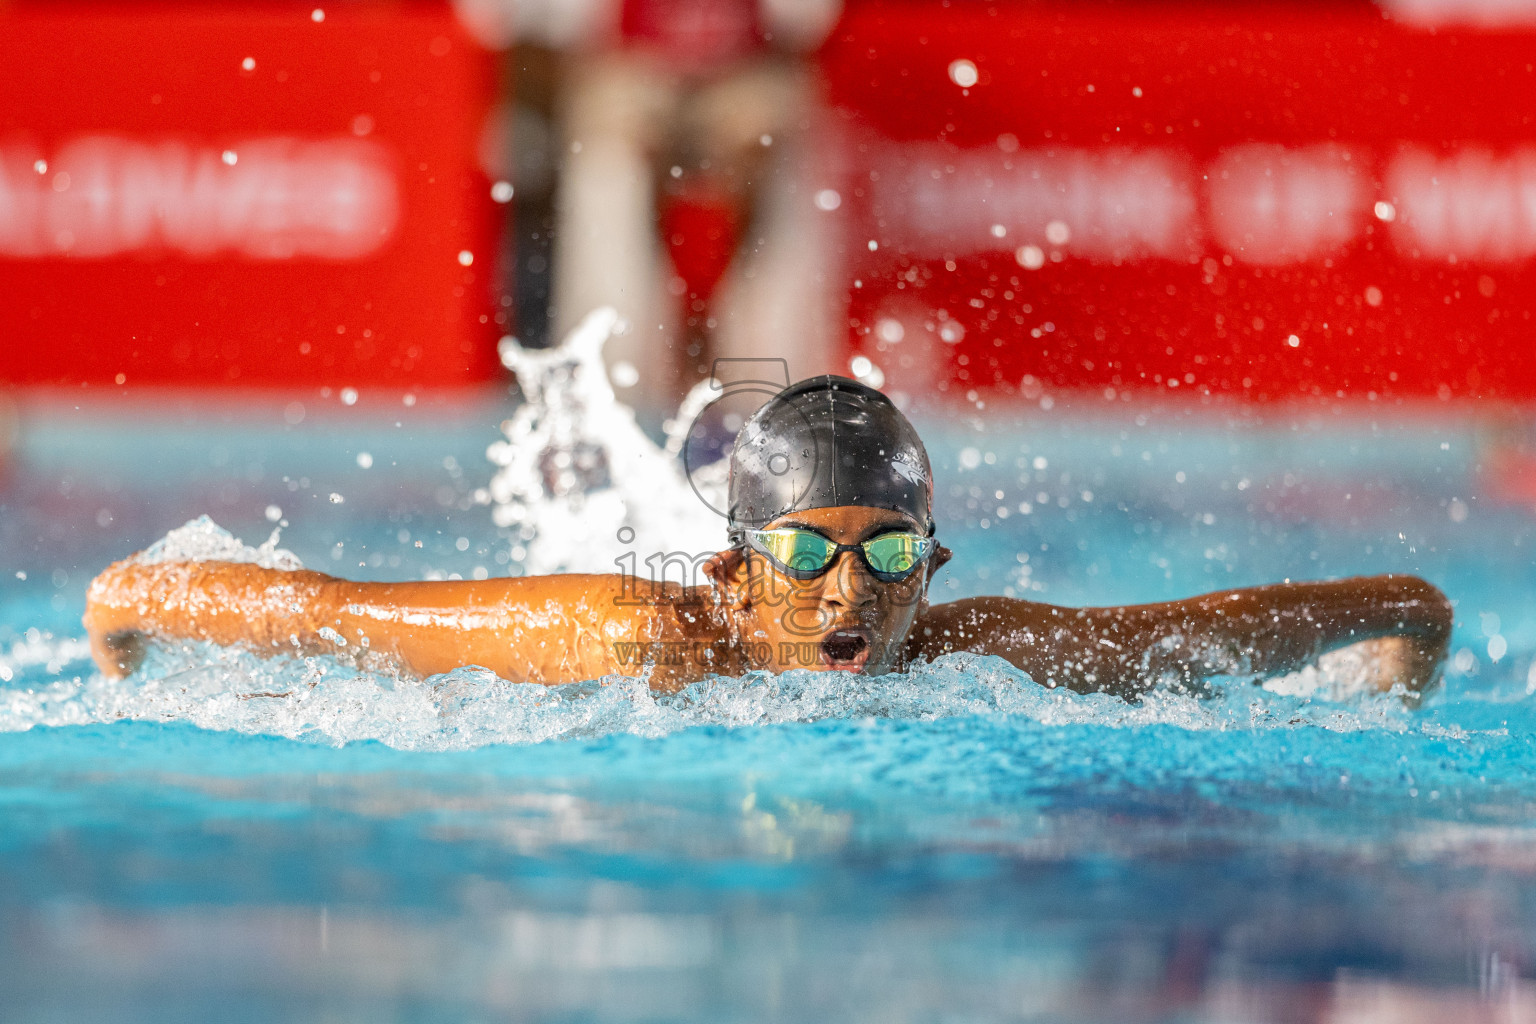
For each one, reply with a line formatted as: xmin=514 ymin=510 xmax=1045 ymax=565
xmin=84 ymin=377 xmax=1452 ymax=697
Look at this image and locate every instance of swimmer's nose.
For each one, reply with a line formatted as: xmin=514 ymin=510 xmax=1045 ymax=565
xmin=821 ymin=551 xmax=877 ymax=611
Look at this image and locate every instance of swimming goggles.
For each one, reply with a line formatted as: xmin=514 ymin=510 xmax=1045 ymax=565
xmin=736 ymin=526 xmax=937 ymax=582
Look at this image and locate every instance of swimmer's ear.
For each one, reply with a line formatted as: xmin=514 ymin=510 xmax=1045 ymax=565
xmin=703 ymin=548 xmax=752 ymax=611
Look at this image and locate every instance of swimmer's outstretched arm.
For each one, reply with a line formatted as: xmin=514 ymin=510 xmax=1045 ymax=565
xmin=909 ymin=574 xmax=1452 ymax=697
xmin=83 ymin=558 xmax=711 ymax=685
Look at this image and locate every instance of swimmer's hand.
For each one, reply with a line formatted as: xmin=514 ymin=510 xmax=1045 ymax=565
xmin=1310 ymin=635 xmax=1444 ymax=699
xmin=84 ymin=561 xmax=152 ymax=678
xmin=88 ymin=622 xmax=148 ymax=679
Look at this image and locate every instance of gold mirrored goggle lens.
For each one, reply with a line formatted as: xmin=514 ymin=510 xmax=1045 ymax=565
xmin=747 ymin=528 xmax=933 ymax=581
xmin=861 ymin=532 xmax=928 ymax=576
xmin=753 ymin=529 xmax=837 ymax=573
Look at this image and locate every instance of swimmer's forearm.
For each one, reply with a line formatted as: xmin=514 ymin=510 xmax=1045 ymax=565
xmin=1173 ymin=574 xmax=1452 ymax=680
xmin=316 ymin=575 xmax=640 ymax=681
xmin=915 ymin=574 xmax=1452 ymax=695
xmin=85 ymin=559 xmax=345 ymax=677
xmin=1132 ymin=574 xmax=1452 ymax=695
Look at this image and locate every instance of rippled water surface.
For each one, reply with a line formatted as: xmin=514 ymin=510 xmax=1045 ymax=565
xmin=2 ymin=391 xmax=1535 ymax=1023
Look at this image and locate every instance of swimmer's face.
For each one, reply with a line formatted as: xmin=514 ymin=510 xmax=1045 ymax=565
xmin=712 ymin=505 xmax=947 ymax=675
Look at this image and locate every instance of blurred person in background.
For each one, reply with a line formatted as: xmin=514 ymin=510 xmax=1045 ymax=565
xmin=455 ymin=0 xmax=845 ymax=413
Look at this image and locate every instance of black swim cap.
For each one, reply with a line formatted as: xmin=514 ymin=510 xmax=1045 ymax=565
xmin=727 ymin=375 xmax=933 ymax=534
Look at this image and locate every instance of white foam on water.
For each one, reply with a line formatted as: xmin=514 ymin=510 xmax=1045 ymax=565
xmin=9 ymin=512 xmax=1441 ymax=749
xmin=0 ymin=624 xmax=1446 ymax=751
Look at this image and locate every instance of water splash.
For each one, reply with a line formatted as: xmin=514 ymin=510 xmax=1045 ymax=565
xmin=0 ymin=621 xmax=1441 ymax=751
xmin=486 ymin=307 xmax=728 ymax=576
xmin=130 ymin=514 xmax=303 ymax=570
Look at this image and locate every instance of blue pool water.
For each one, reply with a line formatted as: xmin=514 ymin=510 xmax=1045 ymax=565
xmin=2 ymin=389 xmax=1535 ymax=1022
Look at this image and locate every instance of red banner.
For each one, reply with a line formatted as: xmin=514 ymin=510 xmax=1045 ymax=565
xmin=0 ymin=1 xmax=502 ymax=388
xmin=823 ymin=1 xmax=1536 ymax=401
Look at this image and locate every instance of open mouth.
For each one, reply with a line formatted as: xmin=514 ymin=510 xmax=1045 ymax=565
xmin=819 ymin=629 xmax=871 ymax=672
